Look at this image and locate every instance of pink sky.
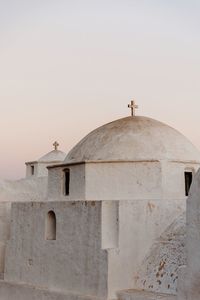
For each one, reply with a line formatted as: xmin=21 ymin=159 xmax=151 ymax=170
xmin=0 ymin=0 xmax=200 ymax=179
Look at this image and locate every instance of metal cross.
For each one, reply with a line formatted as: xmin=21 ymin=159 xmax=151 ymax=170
xmin=128 ymin=100 xmax=138 ymax=116
xmin=53 ymin=141 xmax=59 ymax=151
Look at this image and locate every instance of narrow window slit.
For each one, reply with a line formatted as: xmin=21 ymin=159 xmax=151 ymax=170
xmin=185 ymin=172 xmax=193 ymax=196
xmin=64 ymin=169 xmax=70 ymax=196
xmin=31 ymin=165 xmax=34 ymax=175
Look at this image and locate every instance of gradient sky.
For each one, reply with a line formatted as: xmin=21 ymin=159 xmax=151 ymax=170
xmin=0 ymin=0 xmax=200 ymax=179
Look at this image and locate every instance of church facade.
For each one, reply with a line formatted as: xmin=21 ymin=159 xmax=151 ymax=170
xmin=0 ymin=112 xmax=199 ymax=300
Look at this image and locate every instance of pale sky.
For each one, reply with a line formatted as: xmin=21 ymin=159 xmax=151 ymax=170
xmin=0 ymin=0 xmax=200 ymax=179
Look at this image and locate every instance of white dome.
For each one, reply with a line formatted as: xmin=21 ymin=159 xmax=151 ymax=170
xmin=38 ymin=150 xmax=66 ymax=163
xmin=65 ymin=116 xmax=200 ymax=163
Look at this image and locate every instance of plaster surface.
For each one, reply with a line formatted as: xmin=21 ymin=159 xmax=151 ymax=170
xmin=1 ymin=115 xmax=200 ymax=300
xmin=47 ymin=160 xmax=199 ymax=202
xmin=38 ymin=150 xmax=66 ymax=162
xmin=117 ymin=290 xmax=176 ymax=300
xmin=5 ymin=201 xmax=108 ymax=298
xmin=177 ymin=168 xmax=200 ymax=300
xmin=0 ymin=282 xmax=177 ymax=300
xmin=106 ymin=199 xmax=185 ymax=298
xmin=0 ymin=280 xmax=104 ymax=300
xmin=3 ymin=198 xmax=186 ymax=300
xmin=65 ymin=116 xmax=200 ymax=163
xmin=26 ymin=149 xmax=66 ymax=178
xmin=0 ymin=177 xmax=48 ymax=276
xmin=48 ymin=164 xmax=86 ymax=200
xmin=135 ymin=214 xmax=186 ymax=294
xmin=0 ymin=177 xmax=48 ymax=202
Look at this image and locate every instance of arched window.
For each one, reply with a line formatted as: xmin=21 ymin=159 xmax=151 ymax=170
xmin=45 ymin=211 xmax=56 ymax=240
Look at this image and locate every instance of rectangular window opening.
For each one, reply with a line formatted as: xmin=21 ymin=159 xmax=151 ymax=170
xmin=64 ymin=169 xmax=70 ymax=196
xmin=185 ymin=172 xmax=193 ymax=196
xmin=31 ymin=165 xmax=35 ymax=176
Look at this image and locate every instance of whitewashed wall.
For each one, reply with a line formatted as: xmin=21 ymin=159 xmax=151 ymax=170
xmin=177 ymin=168 xmax=200 ymax=300
xmin=48 ymin=164 xmax=86 ymax=200
xmin=5 ymin=201 xmax=108 ymax=298
xmin=47 ymin=161 xmax=199 ymax=201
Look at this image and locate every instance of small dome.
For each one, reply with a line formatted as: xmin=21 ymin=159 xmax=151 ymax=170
xmin=65 ymin=116 xmax=200 ymax=163
xmin=38 ymin=150 xmax=66 ymax=163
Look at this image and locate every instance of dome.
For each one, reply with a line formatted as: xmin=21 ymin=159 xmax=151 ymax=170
xmin=38 ymin=150 xmax=66 ymax=163
xmin=65 ymin=116 xmax=200 ymax=163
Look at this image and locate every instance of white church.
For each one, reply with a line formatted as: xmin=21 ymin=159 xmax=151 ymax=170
xmin=0 ymin=101 xmax=199 ymax=300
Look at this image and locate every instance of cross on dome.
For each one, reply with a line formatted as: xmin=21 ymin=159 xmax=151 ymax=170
xmin=128 ymin=100 xmax=138 ymax=116
xmin=53 ymin=141 xmax=59 ymax=151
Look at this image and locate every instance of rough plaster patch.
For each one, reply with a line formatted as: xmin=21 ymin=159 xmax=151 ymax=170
xmin=135 ymin=213 xmax=186 ymax=295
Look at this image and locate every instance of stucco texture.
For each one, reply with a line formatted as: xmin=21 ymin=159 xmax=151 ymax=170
xmin=65 ymin=116 xmax=200 ymax=163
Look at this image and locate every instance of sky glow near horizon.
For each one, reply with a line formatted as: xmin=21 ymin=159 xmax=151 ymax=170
xmin=0 ymin=0 xmax=200 ymax=179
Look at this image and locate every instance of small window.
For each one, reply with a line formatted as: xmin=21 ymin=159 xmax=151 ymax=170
xmin=64 ymin=169 xmax=70 ymax=196
xmin=185 ymin=172 xmax=193 ymax=196
xmin=31 ymin=165 xmax=34 ymax=175
xmin=45 ymin=211 xmax=56 ymax=240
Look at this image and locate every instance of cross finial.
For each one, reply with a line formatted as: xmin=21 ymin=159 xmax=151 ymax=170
xmin=128 ymin=100 xmax=138 ymax=116
xmin=53 ymin=141 xmax=59 ymax=151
